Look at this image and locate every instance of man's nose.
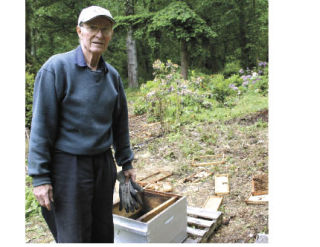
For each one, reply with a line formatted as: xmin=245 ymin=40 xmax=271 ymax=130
xmin=96 ymin=29 xmax=103 ymax=36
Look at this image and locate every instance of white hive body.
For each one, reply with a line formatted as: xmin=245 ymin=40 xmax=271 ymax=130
xmin=113 ymin=190 xmax=187 ymax=243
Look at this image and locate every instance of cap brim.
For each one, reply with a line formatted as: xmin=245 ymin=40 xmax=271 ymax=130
xmin=80 ymin=15 xmax=116 ymax=25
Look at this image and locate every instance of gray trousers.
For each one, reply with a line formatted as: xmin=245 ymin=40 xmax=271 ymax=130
xmin=41 ymin=148 xmax=117 ymax=243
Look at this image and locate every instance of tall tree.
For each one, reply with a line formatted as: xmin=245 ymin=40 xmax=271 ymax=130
xmin=147 ymin=1 xmax=216 ymax=79
xmin=125 ymin=0 xmax=139 ymax=88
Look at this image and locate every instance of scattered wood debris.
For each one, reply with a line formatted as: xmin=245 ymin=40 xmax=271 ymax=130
xmin=191 ymin=154 xmax=226 ymax=167
xmin=203 ymin=196 xmax=223 ymax=211
xmin=251 ymin=173 xmax=268 ymax=196
xmin=214 ymin=174 xmax=230 ymax=195
xmin=245 ymin=194 xmax=268 ymax=205
xmin=137 ymin=170 xmax=174 ymax=192
xmin=143 ymin=181 xmax=173 ymax=192
xmin=181 ymin=169 xmax=213 ymax=183
xmin=137 ymin=170 xmax=173 ymax=186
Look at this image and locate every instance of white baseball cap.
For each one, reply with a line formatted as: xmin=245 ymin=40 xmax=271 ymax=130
xmin=78 ymin=6 xmax=116 ymax=26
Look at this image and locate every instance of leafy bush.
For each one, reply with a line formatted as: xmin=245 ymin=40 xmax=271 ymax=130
xmin=223 ymin=60 xmax=242 ymax=77
xmin=232 ymin=61 xmax=269 ymax=96
xmin=25 ymin=72 xmax=35 ymax=129
xmin=209 ymin=74 xmax=237 ymax=104
xmin=137 ymin=60 xmax=215 ymax=130
xmin=133 ymin=59 xmax=268 ymax=130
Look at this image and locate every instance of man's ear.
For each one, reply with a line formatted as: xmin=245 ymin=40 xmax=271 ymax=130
xmin=76 ymin=26 xmax=82 ymax=38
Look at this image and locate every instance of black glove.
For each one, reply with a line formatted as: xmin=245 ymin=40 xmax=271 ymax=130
xmin=129 ymin=179 xmax=144 ymax=208
xmin=117 ymin=171 xmax=144 ymax=213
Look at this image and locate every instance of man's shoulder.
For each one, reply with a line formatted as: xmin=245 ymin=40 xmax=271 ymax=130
xmin=104 ymin=62 xmax=119 ymax=77
xmin=41 ymin=49 xmax=76 ymax=72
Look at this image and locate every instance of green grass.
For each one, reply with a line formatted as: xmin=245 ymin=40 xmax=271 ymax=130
xmin=126 ymin=89 xmax=268 ymax=128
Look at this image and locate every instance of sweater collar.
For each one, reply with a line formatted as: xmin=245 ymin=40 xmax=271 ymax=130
xmin=75 ymin=45 xmax=108 ymax=73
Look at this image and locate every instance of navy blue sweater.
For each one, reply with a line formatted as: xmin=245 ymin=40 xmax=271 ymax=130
xmin=28 ymin=46 xmax=134 ymax=186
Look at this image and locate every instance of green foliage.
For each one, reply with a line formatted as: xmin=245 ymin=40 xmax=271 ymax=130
xmin=223 ymin=60 xmax=242 ymax=77
xmin=25 ymin=176 xmax=41 ymax=219
xmin=133 ymin=59 xmax=268 ymax=130
xmin=209 ymin=74 xmax=237 ymax=104
xmin=26 ymin=0 xmax=268 ymax=86
xmin=148 ymin=1 xmax=217 ymax=42
xmin=25 ymin=0 xmax=268 ymax=126
xmin=25 ymin=72 xmax=35 ymax=129
xmin=238 ymin=61 xmax=269 ymax=96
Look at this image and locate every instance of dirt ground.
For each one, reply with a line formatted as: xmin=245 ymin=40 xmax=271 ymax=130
xmin=25 ymin=108 xmax=268 ymax=243
xmin=129 ymin=110 xmax=268 ymax=243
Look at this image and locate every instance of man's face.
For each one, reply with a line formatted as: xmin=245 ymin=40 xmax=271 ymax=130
xmin=77 ymin=16 xmax=113 ymax=56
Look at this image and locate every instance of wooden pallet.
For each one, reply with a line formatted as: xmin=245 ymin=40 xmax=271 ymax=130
xmin=183 ymin=206 xmax=222 ymax=243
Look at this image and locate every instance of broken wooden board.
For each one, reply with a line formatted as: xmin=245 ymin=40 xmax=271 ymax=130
xmin=181 ymin=169 xmax=213 ymax=183
xmin=137 ymin=170 xmax=173 ymax=186
xmin=245 ymin=194 xmax=268 ymax=205
xmin=143 ymin=181 xmax=173 ymax=192
xmin=203 ymin=196 xmax=223 ymax=211
xmin=252 ymin=174 xmax=268 ymax=196
xmin=183 ymin=206 xmax=222 ymax=243
xmin=214 ymin=174 xmax=229 ymax=195
xmin=192 ymin=154 xmax=226 ymax=167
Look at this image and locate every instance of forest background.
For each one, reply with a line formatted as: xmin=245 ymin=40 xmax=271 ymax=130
xmin=25 ymin=0 xmax=268 ymax=129
xmin=0 ymin=0 xmax=319 ymax=245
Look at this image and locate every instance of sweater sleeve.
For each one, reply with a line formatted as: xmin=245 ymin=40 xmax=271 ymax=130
xmin=28 ymin=68 xmax=59 ymax=187
xmin=112 ymin=76 xmax=134 ymax=170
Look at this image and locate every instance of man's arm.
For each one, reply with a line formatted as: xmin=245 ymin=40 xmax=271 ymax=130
xmin=112 ymin=75 xmax=135 ymax=172
xmin=28 ymin=68 xmax=59 ymax=210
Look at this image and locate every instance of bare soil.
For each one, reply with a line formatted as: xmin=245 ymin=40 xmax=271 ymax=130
xmin=25 ymin=108 xmax=268 ymax=243
xmin=129 ymin=110 xmax=268 ymax=243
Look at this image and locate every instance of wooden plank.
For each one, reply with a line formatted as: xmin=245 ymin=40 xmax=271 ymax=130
xmin=137 ymin=196 xmax=178 ymax=222
xmin=215 ymin=174 xmax=229 ymax=195
xmin=199 ymin=213 xmax=223 ymax=243
xmin=187 ymin=206 xmax=221 ymax=220
xmin=154 ymin=171 xmax=173 ymax=182
xmin=203 ymin=196 xmax=223 ymax=211
xmin=183 ymin=237 xmax=201 ymax=243
xmin=187 ymin=226 xmax=208 ymax=237
xmin=245 ymin=194 xmax=268 ymax=205
xmin=137 ymin=171 xmax=173 ymax=186
xmin=187 ymin=216 xmax=213 ymax=228
xmin=138 ymin=171 xmax=160 ymax=182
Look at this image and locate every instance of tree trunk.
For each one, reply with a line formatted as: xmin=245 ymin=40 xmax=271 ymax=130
xmin=180 ymin=39 xmax=188 ymax=80
xmin=237 ymin=0 xmax=249 ymax=69
xmin=126 ymin=27 xmax=139 ymax=88
xmin=125 ymin=0 xmax=138 ymax=88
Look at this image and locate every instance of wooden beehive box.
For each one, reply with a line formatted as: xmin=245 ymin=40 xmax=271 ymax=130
xmin=113 ymin=189 xmax=187 ymax=243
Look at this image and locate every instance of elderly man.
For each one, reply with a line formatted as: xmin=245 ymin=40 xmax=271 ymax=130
xmin=28 ymin=6 xmax=139 ymax=243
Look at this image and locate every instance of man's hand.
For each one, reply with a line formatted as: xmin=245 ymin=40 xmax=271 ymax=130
xmin=117 ymin=170 xmax=143 ymax=212
xmin=123 ymin=168 xmax=136 ymax=182
xmin=33 ymin=184 xmax=54 ymax=211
